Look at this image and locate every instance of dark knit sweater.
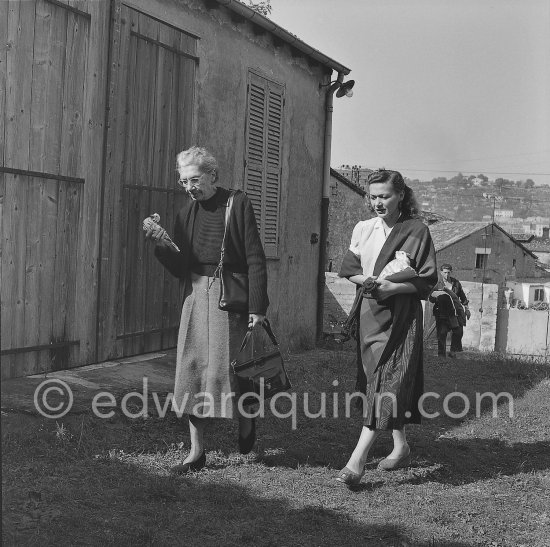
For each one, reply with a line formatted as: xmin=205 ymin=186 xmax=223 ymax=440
xmin=154 ymin=187 xmax=269 ymax=315
xmin=190 ymin=191 xmax=226 ymax=271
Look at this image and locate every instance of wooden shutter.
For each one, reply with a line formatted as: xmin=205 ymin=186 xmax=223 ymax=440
xmin=245 ymin=71 xmax=284 ymax=257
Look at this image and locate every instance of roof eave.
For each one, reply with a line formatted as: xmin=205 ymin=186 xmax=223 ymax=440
xmin=213 ymin=0 xmax=351 ymax=75
xmin=330 ymin=168 xmax=366 ymax=196
xmin=433 ymin=222 xmax=539 ymax=259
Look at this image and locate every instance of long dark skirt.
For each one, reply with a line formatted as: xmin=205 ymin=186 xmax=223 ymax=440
xmin=356 ymin=294 xmax=424 ymax=430
xmin=173 ymin=272 xmax=250 ymax=418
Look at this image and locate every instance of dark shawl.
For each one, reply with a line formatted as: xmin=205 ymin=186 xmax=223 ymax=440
xmin=339 ymin=216 xmax=438 ymax=429
xmin=154 ymin=188 xmax=269 ymax=315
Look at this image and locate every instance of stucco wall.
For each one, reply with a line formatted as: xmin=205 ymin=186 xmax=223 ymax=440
xmin=436 ymin=227 xmax=537 ymax=284
xmin=126 ymin=0 xmax=334 ymax=349
xmin=495 ymin=309 xmax=550 ymax=357
xmin=326 ymin=175 xmax=372 ymax=273
xmin=324 ymin=273 xmax=356 ymax=334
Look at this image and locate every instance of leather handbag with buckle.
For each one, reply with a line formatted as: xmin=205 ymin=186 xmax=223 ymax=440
xmin=231 ymin=319 xmax=291 ymax=406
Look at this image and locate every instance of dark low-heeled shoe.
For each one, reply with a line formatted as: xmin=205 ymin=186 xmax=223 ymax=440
xmin=377 ymin=446 xmax=411 ymax=471
xmin=335 ymin=466 xmax=365 ymax=486
xmin=238 ymin=419 xmax=256 ymax=455
xmin=170 ymin=451 xmax=206 ymax=475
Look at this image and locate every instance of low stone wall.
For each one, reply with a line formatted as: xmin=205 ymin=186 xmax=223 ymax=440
xmin=325 ymin=274 xmax=500 ymax=352
xmin=424 ymin=281 xmax=498 ymax=351
xmin=324 ymin=274 xmax=549 ymax=357
xmin=495 ymin=308 xmax=550 ymax=357
xmin=463 ymin=281 xmax=499 ymax=351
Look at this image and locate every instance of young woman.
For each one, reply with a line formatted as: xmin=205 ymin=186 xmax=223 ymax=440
xmin=144 ymin=146 xmax=268 ymax=473
xmin=337 ymin=169 xmax=437 ymax=485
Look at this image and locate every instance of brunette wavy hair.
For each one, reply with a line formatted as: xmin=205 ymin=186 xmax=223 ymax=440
xmin=367 ymin=169 xmax=419 ymax=217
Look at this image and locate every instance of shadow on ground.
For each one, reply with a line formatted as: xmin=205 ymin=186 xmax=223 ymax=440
xmin=219 ymin=346 xmax=550 ymax=488
xmin=2 ymin=442 xmax=470 ymax=547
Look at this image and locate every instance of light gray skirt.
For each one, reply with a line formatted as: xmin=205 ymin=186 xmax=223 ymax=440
xmin=173 ymin=272 xmax=250 ymax=418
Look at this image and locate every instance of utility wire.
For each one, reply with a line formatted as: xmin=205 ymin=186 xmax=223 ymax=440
xmin=401 ymin=168 xmax=550 ymax=176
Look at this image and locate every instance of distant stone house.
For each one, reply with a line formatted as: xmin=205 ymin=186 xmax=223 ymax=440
xmin=326 ymin=168 xmax=372 ymax=273
xmin=428 ymin=222 xmax=540 ymax=284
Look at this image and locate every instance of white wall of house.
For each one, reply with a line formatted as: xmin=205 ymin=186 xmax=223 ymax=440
xmin=506 ymin=281 xmax=550 ymax=306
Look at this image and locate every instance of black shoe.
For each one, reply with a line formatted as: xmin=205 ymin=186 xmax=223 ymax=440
xmin=238 ymin=419 xmax=256 ymax=455
xmin=170 ymin=451 xmax=206 ymax=475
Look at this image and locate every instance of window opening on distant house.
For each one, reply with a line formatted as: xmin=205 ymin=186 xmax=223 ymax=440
xmin=512 ymin=258 xmax=516 ymax=267
xmin=475 ymin=247 xmax=490 ymax=269
xmin=534 ymin=288 xmax=544 ymax=301
xmin=475 ymin=253 xmax=488 ymax=269
xmin=244 ymin=70 xmax=285 ymax=258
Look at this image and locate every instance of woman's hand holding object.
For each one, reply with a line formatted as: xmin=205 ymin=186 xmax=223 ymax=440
xmin=248 ymin=314 xmax=265 ymax=328
xmin=142 ymin=214 xmax=180 ymax=252
xmin=371 ymin=278 xmax=399 ymax=302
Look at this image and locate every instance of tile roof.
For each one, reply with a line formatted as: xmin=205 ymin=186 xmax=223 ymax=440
xmin=428 ymin=221 xmax=489 ymax=251
xmin=417 ymin=210 xmax=453 ymax=225
xmin=428 ymin=221 xmax=538 ymax=258
xmin=524 ymin=239 xmax=550 ymax=252
xmin=509 ymin=233 xmax=535 ymax=242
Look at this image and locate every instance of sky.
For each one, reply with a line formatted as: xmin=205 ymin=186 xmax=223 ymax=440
xmin=268 ymin=0 xmax=550 ymax=185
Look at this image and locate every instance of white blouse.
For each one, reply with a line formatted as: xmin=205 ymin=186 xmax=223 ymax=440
xmin=349 ymin=217 xmax=396 ymax=277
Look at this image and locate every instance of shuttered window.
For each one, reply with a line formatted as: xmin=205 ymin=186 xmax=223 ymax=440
xmin=244 ymin=71 xmax=285 ymax=258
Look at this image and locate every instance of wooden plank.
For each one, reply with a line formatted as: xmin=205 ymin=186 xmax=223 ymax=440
xmin=156 ymin=25 xmax=179 ymax=349
xmin=118 ymin=8 xmax=142 ymax=356
xmin=26 ymin=0 xmax=53 ymax=375
xmin=60 ymin=10 xmax=89 ymax=178
xmin=0 ymin=167 xmax=84 ymax=184
xmin=145 ymin=24 xmax=175 ymax=351
xmin=53 ymin=8 xmax=88 ymax=371
xmin=35 ymin=179 xmax=60 ymax=375
xmin=178 ymin=31 xmax=196 ymax=148
xmin=98 ymin=0 xmax=130 ymax=360
xmin=122 ymin=187 xmax=147 ymax=356
xmin=0 ymin=172 xmax=15 ymax=376
xmin=125 ymin=12 xmax=158 ymax=355
xmin=30 ymin=1 xmax=68 ymax=376
xmin=52 ymin=183 xmax=82 ymax=370
xmin=4 ymin=0 xmax=36 ymax=377
xmin=2 ymin=175 xmax=30 ymax=377
xmin=0 ymin=0 xmax=8 ymax=165
xmin=67 ymin=0 xmax=108 ymax=368
xmin=5 ymin=0 xmax=35 ymax=170
xmin=116 ymin=186 xmax=130 ymax=354
xmin=46 ymin=0 xmax=90 ymax=20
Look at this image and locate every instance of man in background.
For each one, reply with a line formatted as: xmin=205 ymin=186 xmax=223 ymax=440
xmin=429 ymin=263 xmax=470 ymax=358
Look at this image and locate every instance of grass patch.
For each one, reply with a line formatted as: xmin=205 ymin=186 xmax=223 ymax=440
xmin=2 ymin=346 xmax=550 ymax=546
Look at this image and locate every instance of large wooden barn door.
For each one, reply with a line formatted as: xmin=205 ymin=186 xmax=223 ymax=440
xmin=1 ymin=0 xmax=107 ymax=379
xmin=98 ymin=4 xmax=197 ymax=360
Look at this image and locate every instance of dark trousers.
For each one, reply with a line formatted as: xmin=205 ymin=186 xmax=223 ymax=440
xmin=436 ymin=319 xmax=463 ymax=356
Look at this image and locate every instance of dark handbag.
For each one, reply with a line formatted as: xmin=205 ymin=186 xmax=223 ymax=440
xmin=216 ymin=191 xmax=249 ymax=314
xmin=231 ymin=319 xmax=291 ymax=406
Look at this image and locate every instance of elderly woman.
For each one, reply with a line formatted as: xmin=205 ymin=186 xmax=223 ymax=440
xmin=144 ymin=146 xmax=268 ymax=474
xmin=337 ymin=169 xmax=437 ymax=486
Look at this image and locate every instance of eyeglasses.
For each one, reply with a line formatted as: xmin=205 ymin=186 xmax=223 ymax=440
xmin=177 ymin=174 xmax=203 ymax=188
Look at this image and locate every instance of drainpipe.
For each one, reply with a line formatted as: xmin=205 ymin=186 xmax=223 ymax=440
xmin=317 ymin=73 xmax=345 ymax=341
